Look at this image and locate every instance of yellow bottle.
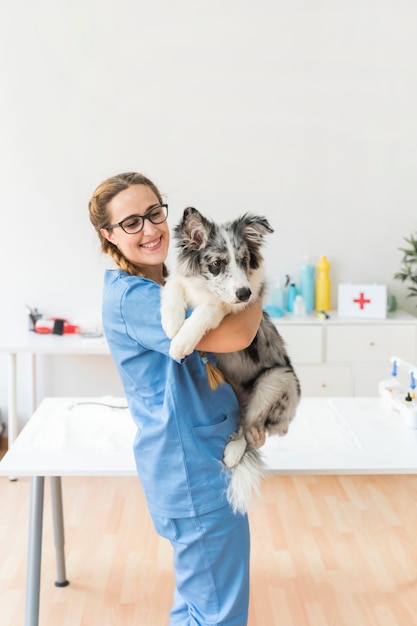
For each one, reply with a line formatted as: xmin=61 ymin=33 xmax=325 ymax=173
xmin=315 ymin=255 xmax=331 ymax=312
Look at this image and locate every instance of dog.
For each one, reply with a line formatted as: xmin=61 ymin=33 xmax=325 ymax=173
xmin=161 ymin=207 xmax=301 ymax=514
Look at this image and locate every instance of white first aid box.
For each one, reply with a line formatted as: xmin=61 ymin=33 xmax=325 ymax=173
xmin=338 ymin=284 xmax=387 ymax=319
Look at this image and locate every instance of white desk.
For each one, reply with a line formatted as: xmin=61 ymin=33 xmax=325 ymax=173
xmin=0 ymin=330 xmax=110 ymax=448
xmin=2 ymin=396 xmax=417 ymax=626
xmin=0 ymin=396 xmax=133 ymax=626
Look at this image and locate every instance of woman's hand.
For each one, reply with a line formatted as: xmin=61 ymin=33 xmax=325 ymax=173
xmin=245 ymin=425 xmax=266 ymax=448
xmin=196 ymin=300 xmax=263 ymax=354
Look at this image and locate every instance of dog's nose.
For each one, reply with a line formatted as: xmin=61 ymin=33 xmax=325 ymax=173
xmin=236 ymin=287 xmax=252 ymax=302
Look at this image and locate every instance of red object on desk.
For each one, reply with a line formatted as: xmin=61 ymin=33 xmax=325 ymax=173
xmin=34 ymin=319 xmax=81 ymax=334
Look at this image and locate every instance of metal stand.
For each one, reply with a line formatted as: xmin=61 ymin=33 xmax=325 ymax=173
xmin=24 ymin=477 xmax=44 ymax=626
xmin=50 ymin=477 xmax=69 ymax=588
xmin=24 ymin=476 xmax=69 ymax=626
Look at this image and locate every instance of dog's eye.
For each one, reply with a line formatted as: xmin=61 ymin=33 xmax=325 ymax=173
xmin=209 ymin=259 xmax=224 ymax=275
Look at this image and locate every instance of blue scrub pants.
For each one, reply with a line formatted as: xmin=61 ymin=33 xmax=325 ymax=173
xmin=152 ymin=505 xmax=250 ymax=626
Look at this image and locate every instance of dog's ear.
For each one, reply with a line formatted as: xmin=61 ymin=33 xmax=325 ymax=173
xmin=176 ymin=207 xmax=212 ymax=250
xmin=235 ymin=214 xmax=274 ymax=242
xmin=234 ymin=214 xmax=274 ymax=269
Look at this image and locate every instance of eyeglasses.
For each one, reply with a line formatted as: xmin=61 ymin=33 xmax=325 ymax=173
xmin=107 ymin=204 xmax=168 ymax=234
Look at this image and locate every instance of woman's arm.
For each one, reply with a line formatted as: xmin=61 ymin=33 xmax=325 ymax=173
xmin=195 ymin=300 xmax=263 ymax=353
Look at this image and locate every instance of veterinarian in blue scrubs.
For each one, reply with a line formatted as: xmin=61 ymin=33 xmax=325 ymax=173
xmin=88 ymin=172 xmax=264 ymax=626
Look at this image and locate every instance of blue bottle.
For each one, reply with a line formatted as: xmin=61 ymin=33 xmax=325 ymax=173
xmin=287 ymin=283 xmax=298 ymax=312
xmin=300 ymin=263 xmax=315 ymax=313
xmin=272 ymin=277 xmax=287 ymax=313
xmin=263 ymin=277 xmax=286 ymax=317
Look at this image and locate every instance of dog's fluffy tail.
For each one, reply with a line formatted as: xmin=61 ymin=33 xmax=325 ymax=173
xmin=226 ymin=446 xmax=266 ymax=515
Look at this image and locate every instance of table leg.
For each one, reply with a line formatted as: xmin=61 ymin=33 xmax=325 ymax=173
xmin=7 ymin=352 xmax=17 ymax=449
xmin=29 ymin=353 xmax=37 ymax=415
xmin=25 ymin=476 xmax=45 ymax=626
xmin=50 ymin=477 xmax=69 ymax=587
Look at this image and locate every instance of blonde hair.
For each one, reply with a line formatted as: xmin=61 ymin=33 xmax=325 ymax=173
xmin=88 ymin=172 xmax=168 ymax=277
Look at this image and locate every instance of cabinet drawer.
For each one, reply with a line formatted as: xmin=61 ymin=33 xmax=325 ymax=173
xmin=277 ymin=325 xmax=322 ymax=364
xmin=352 ymin=364 xmax=393 ymax=397
xmin=326 ymin=324 xmax=416 ymax=363
xmin=296 ymin=365 xmax=351 ymax=397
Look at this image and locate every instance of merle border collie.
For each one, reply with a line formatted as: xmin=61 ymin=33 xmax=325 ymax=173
xmin=161 ymin=207 xmax=301 ymax=513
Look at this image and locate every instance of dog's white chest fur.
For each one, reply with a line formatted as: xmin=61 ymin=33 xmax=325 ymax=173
xmin=161 ymin=267 xmax=263 ymax=360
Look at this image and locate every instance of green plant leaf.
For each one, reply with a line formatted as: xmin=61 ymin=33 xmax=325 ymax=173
xmin=394 ymin=230 xmax=417 ymax=302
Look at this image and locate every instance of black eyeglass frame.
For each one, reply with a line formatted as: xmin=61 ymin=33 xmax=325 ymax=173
xmin=106 ymin=204 xmax=168 ymax=234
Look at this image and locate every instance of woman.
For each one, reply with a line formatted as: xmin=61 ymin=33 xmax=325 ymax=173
xmin=88 ymin=172 xmax=264 ymax=625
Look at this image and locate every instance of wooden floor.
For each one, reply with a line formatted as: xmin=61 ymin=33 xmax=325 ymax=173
xmin=2 ymin=473 xmax=417 ymax=626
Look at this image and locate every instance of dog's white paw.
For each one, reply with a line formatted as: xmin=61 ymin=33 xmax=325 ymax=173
xmin=169 ymin=334 xmax=196 ymax=360
xmin=223 ymin=436 xmax=247 ymax=468
xmin=161 ymin=307 xmax=186 ymax=340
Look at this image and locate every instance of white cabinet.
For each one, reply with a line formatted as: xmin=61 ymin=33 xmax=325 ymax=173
xmin=275 ymin=311 xmax=417 ymax=397
xmin=279 ymin=325 xmax=322 ymax=364
xmin=326 ymin=325 xmax=415 ymax=363
xmin=295 ymin=364 xmax=351 ymax=397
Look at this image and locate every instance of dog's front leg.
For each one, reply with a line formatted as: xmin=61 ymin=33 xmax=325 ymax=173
xmin=169 ymin=303 xmax=225 ymax=359
xmin=160 ymin=279 xmax=188 ymax=339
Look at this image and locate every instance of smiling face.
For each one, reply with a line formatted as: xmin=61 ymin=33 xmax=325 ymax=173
xmin=100 ymin=184 xmax=170 ymax=284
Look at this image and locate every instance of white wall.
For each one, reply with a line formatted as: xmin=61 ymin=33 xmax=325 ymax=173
xmin=1 ymin=0 xmax=416 ymax=427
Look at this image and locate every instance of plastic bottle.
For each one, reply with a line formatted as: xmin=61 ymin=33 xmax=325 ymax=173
xmin=287 ymin=283 xmax=298 ymax=312
xmin=300 ymin=261 xmax=315 ymax=313
xmin=263 ymin=277 xmax=285 ymax=318
xmin=293 ymin=294 xmax=306 ymax=316
xmin=315 ymin=255 xmax=331 ymax=312
xmin=271 ymin=278 xmax=286 ymax=314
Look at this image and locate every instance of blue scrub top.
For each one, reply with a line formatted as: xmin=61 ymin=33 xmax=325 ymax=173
xmin=102 ymin=269 xmax=240 ymax=518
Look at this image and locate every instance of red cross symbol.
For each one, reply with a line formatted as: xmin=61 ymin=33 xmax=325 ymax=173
xmin=353 ymin=292 xmax=371 ymax=309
